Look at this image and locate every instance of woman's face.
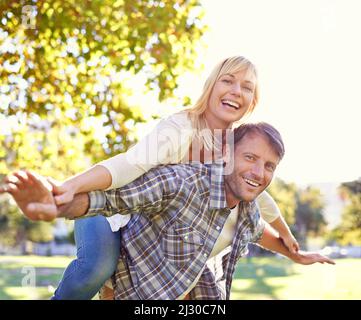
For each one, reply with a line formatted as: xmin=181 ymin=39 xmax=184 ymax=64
xmin=204 ymin=68 xmax=257 ymax=129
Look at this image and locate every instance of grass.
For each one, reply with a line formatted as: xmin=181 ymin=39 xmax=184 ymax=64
xmin=1 ymin=255 xmax=360 ymax=300
xmin=0 ymin=255 xmax=73 ymax=300
xmin=231 ymin=256 xmax=361 ymax=300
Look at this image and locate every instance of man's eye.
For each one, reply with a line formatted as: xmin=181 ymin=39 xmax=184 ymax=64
xmin=245 ymin=155 xmax=254 ymax=160
xmin=266 ymin=165 xmax=275 ymax=172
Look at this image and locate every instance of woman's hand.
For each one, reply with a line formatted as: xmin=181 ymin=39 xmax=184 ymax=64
xmin=280 ymin=233 xmax=300 ymax=255
xmin=50 ymin=180 xmax=77 ymax=206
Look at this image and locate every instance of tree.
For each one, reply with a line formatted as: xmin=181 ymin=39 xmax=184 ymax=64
xmin=295 ymin=186 xmax=327 ymax=248
xmin=267 ymin=179 xmax=327 ymax=249
xmin=267 ymin=178 xmax=297 ymax=226
xmin=0 ymin=0 xmax=206 ymax=245
xmin=0 ymin=0 xmax=206 ymax=176
xmin=329 ymin=179 xmax=361 ymax=245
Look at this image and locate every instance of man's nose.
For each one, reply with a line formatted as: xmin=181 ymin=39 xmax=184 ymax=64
xmin=251 ymin=163 xmax=264 ymax=180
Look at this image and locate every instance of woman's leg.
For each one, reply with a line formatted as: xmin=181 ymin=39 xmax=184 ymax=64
xmin=52 ymin=215 xmax=121 ymax=300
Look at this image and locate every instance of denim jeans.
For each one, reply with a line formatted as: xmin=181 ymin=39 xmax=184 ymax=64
xmin=52 ymin=215 xmax=121 ymax=300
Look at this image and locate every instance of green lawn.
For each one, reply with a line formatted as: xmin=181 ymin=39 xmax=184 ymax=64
xmin=231 ymin=256 xmax=361 ymax=300
xmin=0 ymin=255 xmax=360 ymax=300
xmin=0 ymin=255 xmax=73 ymax=300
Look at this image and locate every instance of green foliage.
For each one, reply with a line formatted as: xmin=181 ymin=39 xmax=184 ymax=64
xmin=27 ymin=220 xmax=54 ymax=243
xmin=295 ymin=186 xmax=327 ymax=237
xmin=329 ymin=179 xmax=361 ymax=245
xmin=0 ymin=0 xmax=205 ymax=175
xmin=267 ymin=178 xmax=327 ymax=247
xmin=0 ymin=0 xmax=205 ymax=244
xmin=0 ymin=194 xmax=54 ymax=246
xmin=267 ymin=178 xmax=297 ymax=226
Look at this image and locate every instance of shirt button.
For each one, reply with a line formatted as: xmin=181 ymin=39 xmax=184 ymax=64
xmin=216 ymin=226 xmax=221 ymax=231
xmin=184 ymin=235 xmax=188 ymax=240
xmin=203 ymin=253 xmax=207 ymax=257
xmin=187 ymin=279 xmax=191 ymax=284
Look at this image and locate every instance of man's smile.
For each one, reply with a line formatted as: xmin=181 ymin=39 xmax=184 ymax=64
xmin=243 ymin=177 xmax=261 ymax=188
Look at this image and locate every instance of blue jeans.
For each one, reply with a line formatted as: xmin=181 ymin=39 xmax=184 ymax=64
xmin=52 ymin=215 xmax=121 ymax=300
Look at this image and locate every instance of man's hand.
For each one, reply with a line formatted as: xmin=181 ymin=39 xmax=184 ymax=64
xmin=0 ymin=171 xmax=58 ymax=221
xmin=292 ymin=251 xmax=336 ymax=265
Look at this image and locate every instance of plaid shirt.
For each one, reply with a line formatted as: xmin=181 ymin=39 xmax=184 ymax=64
xmin=86 ymin=162 xmax=265 ymax=300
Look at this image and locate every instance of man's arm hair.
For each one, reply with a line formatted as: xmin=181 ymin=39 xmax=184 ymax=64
xmin=57 ymin=193 xmax=90 ymax=220
xmin=257 ymin=224 xmax=296 ymax=260
xmin=257 ymin=224 xmax=336 ymax=265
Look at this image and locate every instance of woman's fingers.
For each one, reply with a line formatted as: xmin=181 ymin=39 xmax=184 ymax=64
xmin=54 ymin=193 xmax=73 ymax=205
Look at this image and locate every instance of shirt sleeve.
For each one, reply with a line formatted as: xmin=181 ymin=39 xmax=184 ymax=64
xmin=83 ymin=167 xmax=178 ymax=218
xmin=98 ymin=112 xmax=194 ymax=190
xmin=251 ymin=217 xmax=266 ymax=243
xmin=255 ymin=190 xmax=281 ymax=223
xmin=242 ymin=202 xmax=266 ymax=243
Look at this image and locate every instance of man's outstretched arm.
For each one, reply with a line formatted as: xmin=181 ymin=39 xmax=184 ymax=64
xmin=1 ymin=166 xmax=176 ymax=221
xmin=257 ymin=224 xmax=335 ymax=265
xmin=0 ymin=171 xmax=89 ymax=221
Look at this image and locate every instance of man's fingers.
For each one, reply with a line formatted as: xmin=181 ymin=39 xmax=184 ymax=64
xmin=4 ymin=175 xmax=19 ymax=185
xmin=315 ymin=253 xmax=336 ymax=265
xmin=13 ymin=171 xmax=31 ymax=189
xmin=27 ymin=203 xmax=58 ymax=221
xmin=25 ymin=171 xmax=42 ymax=185
xmin=325 ymin=257 xmax=336 ymax=265
xmin=26 ymin=171 xmax=52 ymax=192
xmin=14 ymin=171 xmax=29 ymax=182
xmin=0 ymin=184 xmax=8 ymax=193
xmin=0 ymin=183 xmax=19 ymax=194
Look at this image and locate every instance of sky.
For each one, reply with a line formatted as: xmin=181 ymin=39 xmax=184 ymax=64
xmin=164 ymin=0 xmax=361 ymax=185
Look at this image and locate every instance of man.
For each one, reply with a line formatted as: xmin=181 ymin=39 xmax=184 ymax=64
xmin=0 ymin=122 xmax=334 ymax=300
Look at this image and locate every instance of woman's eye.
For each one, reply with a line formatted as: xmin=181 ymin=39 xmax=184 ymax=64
xmin=243 ymin=86 xmax=253 ymax=92
xmin=222 ymin=79 xmax=232 ymax=84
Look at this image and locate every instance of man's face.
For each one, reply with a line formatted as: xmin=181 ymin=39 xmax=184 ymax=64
xmin=224 ymin=133 xmax=280 ymax=203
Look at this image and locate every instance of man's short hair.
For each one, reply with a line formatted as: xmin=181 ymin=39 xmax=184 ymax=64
xmin=232 ymin=122 xmax=285 ymax=160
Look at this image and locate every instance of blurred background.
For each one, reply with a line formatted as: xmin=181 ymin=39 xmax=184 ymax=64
xmin=0 ymin=0 xmax=360 ymax=300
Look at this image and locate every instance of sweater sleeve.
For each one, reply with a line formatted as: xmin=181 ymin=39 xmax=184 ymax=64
xmin=256 ymin=191 xmax=281 ymax=223
xmin=98 ymin=112 xmax=194 ymax=190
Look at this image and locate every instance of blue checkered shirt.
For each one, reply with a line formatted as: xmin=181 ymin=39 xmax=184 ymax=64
xmin=85 ymin=162 xmax=265 ymax=300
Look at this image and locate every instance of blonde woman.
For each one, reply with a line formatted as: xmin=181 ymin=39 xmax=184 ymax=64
xmin=47 ymin=56 xmax=299 ymax=299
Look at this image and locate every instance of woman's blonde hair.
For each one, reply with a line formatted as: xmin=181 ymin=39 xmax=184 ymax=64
xmin=186 ymin=56 xmax=259 ymax=151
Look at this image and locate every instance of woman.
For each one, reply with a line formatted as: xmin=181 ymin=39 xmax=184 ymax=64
xmin=51 ymin=56 xmax=298 ymax=299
